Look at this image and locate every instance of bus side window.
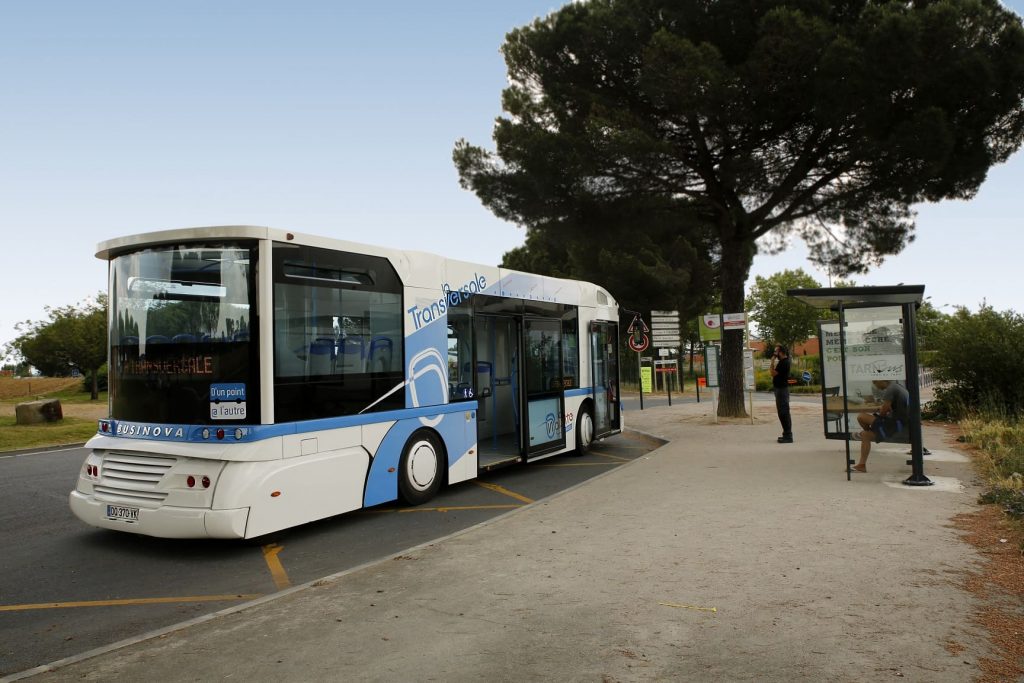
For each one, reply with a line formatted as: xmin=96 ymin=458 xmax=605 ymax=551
xmin=447 ymin=305 xmax=474 ymax=400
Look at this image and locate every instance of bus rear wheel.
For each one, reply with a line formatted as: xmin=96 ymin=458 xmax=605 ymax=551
xmin=575 ymin=407 xmax=594 ymax=455
xmin=398 ymin=431 xmax=444 ymax=505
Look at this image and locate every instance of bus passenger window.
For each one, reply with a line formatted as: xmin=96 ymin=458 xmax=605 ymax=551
xmin=272 ymin=243 xmax=404 ymax=421
xmin=447 ymin=305 xmax=474 ymax=400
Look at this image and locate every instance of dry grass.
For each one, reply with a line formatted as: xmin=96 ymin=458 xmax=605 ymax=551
xmin=951 ymin=504 xmax=1024 ymax=683
xmin=961 ymin=417 xmax=1024 ymax=493
xmin=0 ymin=377 xmax=106 ymax=451
xmin=0 ymin=376 xmax=80 ymax=400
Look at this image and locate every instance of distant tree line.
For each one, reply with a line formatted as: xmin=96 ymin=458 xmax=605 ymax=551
xmin=5 ymin=294 xmax=107 ymax=400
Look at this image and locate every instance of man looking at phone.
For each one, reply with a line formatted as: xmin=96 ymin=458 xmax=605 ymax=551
xmin=770 ymin=344 xmax=793 ymax=443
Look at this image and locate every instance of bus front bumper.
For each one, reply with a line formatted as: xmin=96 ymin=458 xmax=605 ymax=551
xmin=69 ymin=491 xmax=249 ymax=539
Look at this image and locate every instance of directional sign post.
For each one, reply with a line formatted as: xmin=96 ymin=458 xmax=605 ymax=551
xmin=626 ymin=314 xmax=651 ymax=410
xmin=650 ymin=310 xmax=679 ymax=405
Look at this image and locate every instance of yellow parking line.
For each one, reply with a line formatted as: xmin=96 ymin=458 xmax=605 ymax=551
xmin=0 ymin=594 xmax=261 ymax=612
xmin=261 ymin=543 xmax=291 ymax=590
xmin=363 ymin=504 xmax=523 ymax=514
xmin=474 ymin=481 xmax=534 ymax=504
xmin=588 ymin=449 xmax=631 ymax=462
xmin=402 ymin=504 xmax=523 ymax=513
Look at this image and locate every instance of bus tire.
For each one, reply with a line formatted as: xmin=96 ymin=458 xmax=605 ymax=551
xmin=398 ymin=430 xmax=444 ymax=505
xmin=575 ymin=404 xmax=594 ymax=455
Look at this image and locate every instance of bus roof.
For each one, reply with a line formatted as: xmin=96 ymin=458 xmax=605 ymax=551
xmin=96 ymin=225 xmax=618 ymax=309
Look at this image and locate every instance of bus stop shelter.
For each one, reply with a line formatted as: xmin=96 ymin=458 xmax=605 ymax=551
xmin=787 ymin=285 xmax=932 ymax=485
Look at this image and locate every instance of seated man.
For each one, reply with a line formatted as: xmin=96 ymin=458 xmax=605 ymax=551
xmin=852 ymin=380 xmax=909 ymax=473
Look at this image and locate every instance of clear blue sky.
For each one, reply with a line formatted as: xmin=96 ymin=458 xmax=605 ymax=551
xmin=2 ymin=1 xmax=1022 ymax=361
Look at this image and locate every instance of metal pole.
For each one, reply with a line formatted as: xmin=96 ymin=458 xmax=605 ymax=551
xmin=638 ymin=350 xmax=644 ymax=411
xmin=838 ymin=301 xmax=852 ymax=480
xmin=902 ymin=302 xmax=933 ymax=486
xmin=695 ymin=342 xmax=702 ymax=403
xmin=667 ymin=359 xmax=673 ymax=407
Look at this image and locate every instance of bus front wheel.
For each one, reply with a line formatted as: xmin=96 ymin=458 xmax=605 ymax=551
xmin=398 ymin=431 xmax=444 ymax=505
xmin=575 ymin=406 xmax=594 ymax=455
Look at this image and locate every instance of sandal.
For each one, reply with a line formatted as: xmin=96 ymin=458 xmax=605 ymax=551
xmin=851 ymin=464 xmax=867 ymax=473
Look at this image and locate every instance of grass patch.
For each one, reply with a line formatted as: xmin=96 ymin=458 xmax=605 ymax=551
xmin=961 ymin=417 xmax=1024 ymax=523
xmin=37 ymin=387 xmax=108 ymax=405
xmin=0 ymin=415 xmax=97 ymax=452
xmin=0 ymin=376 xmax=80 ymax=401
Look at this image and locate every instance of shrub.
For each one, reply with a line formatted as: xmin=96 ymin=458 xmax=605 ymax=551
xmin=929 ymin=306 xmax=1024 ymax=420
xmin=81 ymin=365 xmax=108 ymax=393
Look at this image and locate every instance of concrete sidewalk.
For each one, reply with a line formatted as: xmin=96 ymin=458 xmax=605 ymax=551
xmin=21 ymin=399 xmax=986 ymax=682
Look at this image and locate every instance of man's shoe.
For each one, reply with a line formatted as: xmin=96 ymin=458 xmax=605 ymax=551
xmin=777 ymin=436 xmax=794 ymax=443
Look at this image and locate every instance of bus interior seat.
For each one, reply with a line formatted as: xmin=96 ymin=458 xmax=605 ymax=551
xmin=367 ymin=336 xmax=392 ymax=372
xmin=309 ymin=338 xmax=337 ymax=375
xmin=339 ymin=336 xmax=365 ymax=372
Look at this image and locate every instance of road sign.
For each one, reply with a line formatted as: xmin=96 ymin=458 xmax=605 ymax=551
xmin=699 ymin=314 xmax=722 ymax=342
xmin=651 ymin=308 xmax=680 ymax=350
xmin=626 ymin=314 xmax=649 ymax=334
xmin=722 ymin=312 xmax=746 ymax=330
xmin=628 ymin=333 xmax=650 ymax=352
xmin=627 ymin=313 xmax=650 ymax=352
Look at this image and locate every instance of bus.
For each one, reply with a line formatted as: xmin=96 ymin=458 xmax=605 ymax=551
xmin=69 ymin=226 xmax=622 ymax=539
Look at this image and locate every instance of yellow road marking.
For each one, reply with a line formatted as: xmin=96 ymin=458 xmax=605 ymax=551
xmin=0 ymin=594 xmax=261 ymax=612
xmin=588 ymin=449 xmax=631 ymax=462
xmin=363 ymin=504 xmax=523 ymax=514
xmin=261 ymin=543 xmax=291 ymax=590
xmin=474 ymin=481 xmax=535 ymax=504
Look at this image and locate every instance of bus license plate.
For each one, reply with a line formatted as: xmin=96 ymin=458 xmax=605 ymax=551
xmin=106 ymin=504 xmax=140 ymax=522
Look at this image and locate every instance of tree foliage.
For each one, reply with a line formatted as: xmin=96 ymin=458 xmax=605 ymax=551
xmin=501 ymin=210 xmax=717 ymax=325
xmin=454 ymin=0 xmax=1024 ymax=416
xmin=8 ymin=295 xmax=108 ymax=400
xmin=929 ymin=305 xmax=1024 ymax=419
xmin=746 ymin=269 xmax=824 ymax=352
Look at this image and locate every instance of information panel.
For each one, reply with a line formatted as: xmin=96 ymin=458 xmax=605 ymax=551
xmin=704 ymin=345 xmax=720 ymax=388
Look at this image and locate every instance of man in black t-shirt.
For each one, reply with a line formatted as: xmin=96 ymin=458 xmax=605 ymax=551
xmin=770 ymin=344 xmax=793 ymax=443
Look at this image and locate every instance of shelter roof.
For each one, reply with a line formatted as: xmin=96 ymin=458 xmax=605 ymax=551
xmin=787 ymin=285 xmax=925 ymax=310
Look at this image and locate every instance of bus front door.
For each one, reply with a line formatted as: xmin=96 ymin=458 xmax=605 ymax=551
xmin=590 ymin=321 xmax=620 ymax=438
xmin=475 ymin=315 xmax=522 ymax=469
xmin=523 ymin=318 xmax=565 ymax=458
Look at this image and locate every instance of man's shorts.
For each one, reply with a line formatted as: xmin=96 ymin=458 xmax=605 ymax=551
xmin=869 ymin=413 xmax=902 ymax=442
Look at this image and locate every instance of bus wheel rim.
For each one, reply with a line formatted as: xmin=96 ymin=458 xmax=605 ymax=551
xmin=581 ymin=412 xmax=593 ymax=447
xmin=408 ymin=440 xmax=438 ymax=490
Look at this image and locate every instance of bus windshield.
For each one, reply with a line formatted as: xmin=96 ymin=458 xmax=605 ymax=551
xmin=108 ymin=242 xmax=259 ymax=425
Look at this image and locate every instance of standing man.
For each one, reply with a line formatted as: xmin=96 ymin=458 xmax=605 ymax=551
xmin=770 ymin=344 xmax=793 ymax=443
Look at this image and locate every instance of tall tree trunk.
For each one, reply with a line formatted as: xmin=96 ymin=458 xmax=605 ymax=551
xmin=90 ymin=368 xmax=99 ymax=401
xmin=717 ymin=233 xmax=756 ymax=417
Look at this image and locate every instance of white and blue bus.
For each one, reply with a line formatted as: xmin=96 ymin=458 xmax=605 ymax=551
xmin=70 ymin=226 xmax=622 ymax=539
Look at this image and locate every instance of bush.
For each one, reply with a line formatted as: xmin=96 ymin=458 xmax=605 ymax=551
xmin=81 ymin=365 xmax=108 ymax=393
xmin=929 ymin=306 xmax=1024 ymax=420
xmin=963 ymin=417 xmax=1024 ymax=520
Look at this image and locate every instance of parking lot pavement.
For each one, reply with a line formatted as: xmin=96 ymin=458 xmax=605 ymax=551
xmin=18 ymin=400 xmax=987 ymax=682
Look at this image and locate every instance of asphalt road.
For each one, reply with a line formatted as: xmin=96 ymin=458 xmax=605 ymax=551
xmin=0 ymin=432 xmax=660 ymax=678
